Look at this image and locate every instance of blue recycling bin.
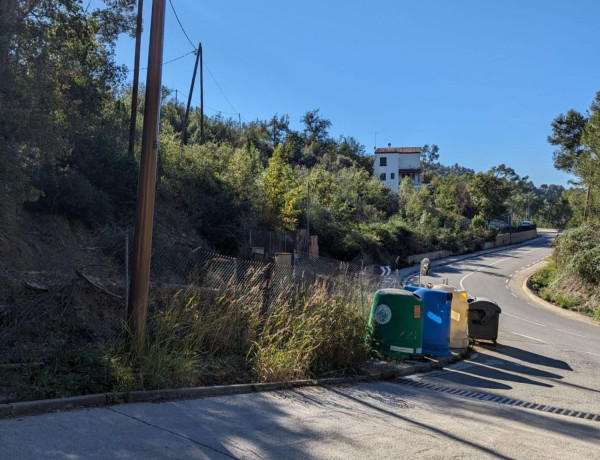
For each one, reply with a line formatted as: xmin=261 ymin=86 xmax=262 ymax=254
xmin=404 ymin=285 xmax=452 ymax=356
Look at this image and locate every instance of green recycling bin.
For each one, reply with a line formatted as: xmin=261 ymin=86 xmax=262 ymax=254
xmin=367 ymin=288 xmax=424 ymax=359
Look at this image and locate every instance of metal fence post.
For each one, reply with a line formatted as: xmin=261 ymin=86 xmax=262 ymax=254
xmin=234 ymin=257 xmax=239 ymax=287
xmin=360 ymin=271 xmax=365 ymax=317
xmin=124 ymin=228 xmax=129 ymax=322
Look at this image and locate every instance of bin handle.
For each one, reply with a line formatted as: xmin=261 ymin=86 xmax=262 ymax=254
xmin=469 ymin=308 xmax=487 ymax=325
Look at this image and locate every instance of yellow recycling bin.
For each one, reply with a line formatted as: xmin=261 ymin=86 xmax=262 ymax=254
xmin=432 ymin=284 xmax=469 ymax=348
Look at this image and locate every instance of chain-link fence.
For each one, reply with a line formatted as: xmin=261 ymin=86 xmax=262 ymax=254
xmin=0 ymin=225 xmax=402 ymax=319
xmin=72 ymin=228 xmax=403 ymax=317
xmin=0 ymin=226 xmax=407 ymax=350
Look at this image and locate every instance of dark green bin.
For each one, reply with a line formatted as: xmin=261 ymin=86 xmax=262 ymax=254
xmin=366 ymin=288 xmax=424 ymax=359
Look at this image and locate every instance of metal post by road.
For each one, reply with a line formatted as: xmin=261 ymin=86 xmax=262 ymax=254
xmin=128 ymin=0 xmax=167 ymax=354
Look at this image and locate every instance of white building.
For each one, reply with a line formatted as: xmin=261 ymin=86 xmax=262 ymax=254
xmin=373 ymin=144 xmax=422 ymax=193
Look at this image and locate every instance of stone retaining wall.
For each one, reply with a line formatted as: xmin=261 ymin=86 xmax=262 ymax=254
xmin=407 ymin=229 xmax=538 ymax=265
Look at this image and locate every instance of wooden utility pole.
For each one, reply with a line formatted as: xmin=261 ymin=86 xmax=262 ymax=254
xmin=128 ymin=0 xmax=144 ymax=156
xmin=199 ymin=43 xmax=204 ymax=143
xmin=182 ymin=42 xmax=201 ymax=144
xmin=128 ymin=0 xmax=167 ymax=354
xmin=306 ymin=181 xmax=310 ymax=253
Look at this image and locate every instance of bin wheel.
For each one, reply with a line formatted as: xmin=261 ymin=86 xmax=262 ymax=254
xmin=492 ymin=339 xmax=497 ymax=346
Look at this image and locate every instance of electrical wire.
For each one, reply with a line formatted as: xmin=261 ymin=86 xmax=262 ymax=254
xmin=128 ymin=50 xmax=196 ymax=73
xmin=168 ymin=0 xmax=197 ymax=50
xmin=193 ymin=100 xmax=237 ymax=116
xmin=203 ymin=61 xmax=238 ymax=115
xmin=164 ymin=49 xmax=197 ymax=65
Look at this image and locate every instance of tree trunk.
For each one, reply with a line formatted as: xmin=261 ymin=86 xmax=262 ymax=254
xmin=0 ymin=0 xmax=15 ymax=93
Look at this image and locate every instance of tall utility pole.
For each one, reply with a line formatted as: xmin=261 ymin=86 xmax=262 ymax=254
xmin=128 ymin=0 xmax=167 ymax=354
xmin=128 ymin=0 xmax=144 ymax=156
xmin=306 ymin=181 xmax=310 ymax=253
xmin=199 ymin=42 xmax=204 ymax=142
xmin=182 ymin=42 xmax=201 ymax=144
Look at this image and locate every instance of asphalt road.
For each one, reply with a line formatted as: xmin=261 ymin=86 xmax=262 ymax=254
xmin=1 ymin=232 xmax=599 ymax=459
xmin=414 ymin=230 xmax=600 ymax=415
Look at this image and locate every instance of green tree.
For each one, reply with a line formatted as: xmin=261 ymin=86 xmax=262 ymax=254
xmin=548 ymin=109 xmax=587 ymax=174
xmin=549 ymin=92 xmax=600 ymax=222
xmin=260 ymin=144 xmax=302 ymax=231
xmin=467 ymin=171 xmax=510 ymax=225
xmin=0 ymin=0 xmax=136 ymax=223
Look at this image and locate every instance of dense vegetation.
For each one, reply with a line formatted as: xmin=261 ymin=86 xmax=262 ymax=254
xmin=0 ymin=2 xmax=572 ymax=267
xmin=534 ymin=91 xmax=600 ymax=320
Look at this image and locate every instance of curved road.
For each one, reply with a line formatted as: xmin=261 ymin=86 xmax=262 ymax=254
xmin=414 ymin=230 xmax=600 ymax=415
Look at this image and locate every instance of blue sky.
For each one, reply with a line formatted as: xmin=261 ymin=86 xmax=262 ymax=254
xmin=113 ymin=0 xmax=600 ymax=187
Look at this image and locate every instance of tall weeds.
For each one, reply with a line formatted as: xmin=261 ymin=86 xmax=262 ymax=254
xmin=115 ymin=281 xmax=369 ymax=390
xmin=249 ymin=288 xmax=369 ymax=382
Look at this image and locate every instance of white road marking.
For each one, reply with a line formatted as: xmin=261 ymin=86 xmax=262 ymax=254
xmin=459 ymin=257 xmax=512 ymax=290
xmin=586 ymin=352 xmax=600 ymax=358
xmin=508 ymin=332 xmax=546 ymax=343
xmin=555 ymin=329 xmax=586 ymax=338
xmin=503 ymin=312 xmax=545 ymax=327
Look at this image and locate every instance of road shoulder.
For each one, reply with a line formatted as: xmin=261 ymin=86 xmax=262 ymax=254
xmin=508 ymin=259 xmax=600 ymax=326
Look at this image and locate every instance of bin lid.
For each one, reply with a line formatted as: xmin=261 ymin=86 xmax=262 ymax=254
xmin=374 ymin=288 xmax=422 ymax=299
xmin=468 ymin=297 xmax=501 ymax=313
xmin=431 ymin=284 xmax=459 ymax=292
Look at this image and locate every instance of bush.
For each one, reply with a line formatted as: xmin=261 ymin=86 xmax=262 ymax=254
xmin=471 ymin=214 xmax=486 ymax=228
xmin=529 ymin=261 xmax=557 ymax=292
xmin=27 ymin=165 xmax=114 ymax=226
xmin=554 ymin=226 xmax=600 ymax=285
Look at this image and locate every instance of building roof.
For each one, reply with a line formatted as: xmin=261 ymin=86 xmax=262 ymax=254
xmin=375 ymin=146 xmax=421 ymax=154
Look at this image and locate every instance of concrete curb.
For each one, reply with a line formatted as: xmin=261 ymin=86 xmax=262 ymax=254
xmin=0 ymin=349 xmax=470 ymax=419
xmin=513 ymin=261 xmax=600 ymax=327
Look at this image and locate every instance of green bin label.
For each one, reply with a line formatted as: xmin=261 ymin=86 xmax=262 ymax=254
xmin=375 ymin=304 xmax=392 ymax=324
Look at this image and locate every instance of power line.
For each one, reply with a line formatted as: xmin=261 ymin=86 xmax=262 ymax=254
xmin=203 ymin=61 xmax=238 ymax=115
xmin=164 ymin=49 xmax=196 ymax=65
xmin=194 ymin=101 xmax=237 ymax=116
xmin=168 ymin=0 xmax=196 ymax=50
xmin=129 ymin=50 xmax=196 ymax=73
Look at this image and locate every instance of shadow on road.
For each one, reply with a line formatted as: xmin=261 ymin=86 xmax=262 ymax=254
xmin=427 ymin=368 xmax=514 ymax=390
xmin=479 ymin=343 xmax=573 ymax=371
xmin=476 ymin=355 xmax=564 ymax=379
xmin=444 ymin=356 xmax=556 ymax=389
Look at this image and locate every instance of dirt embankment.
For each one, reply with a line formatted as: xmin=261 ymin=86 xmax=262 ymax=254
xmin=0 ymin=197 xmax=206 ymax=356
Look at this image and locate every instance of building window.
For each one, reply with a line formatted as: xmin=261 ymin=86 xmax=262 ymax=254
xmin=379 ymin=172 xmax=386 ymax=181
xmin=391 ymin=172 xmax=395 ymax=180
xmin=379 ymin=157 xmax=387 ymax=167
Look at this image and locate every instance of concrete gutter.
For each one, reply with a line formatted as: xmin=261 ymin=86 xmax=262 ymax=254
xmin=0 ymin=349 xmax=469 ymax=419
